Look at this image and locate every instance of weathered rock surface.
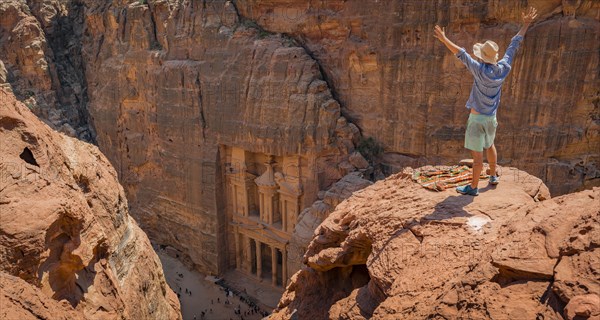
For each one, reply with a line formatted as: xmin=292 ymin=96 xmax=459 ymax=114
xmin=273 ymin=166 xmax=599 ymax=319
xmin=288 ymin=171 xmax=373 ymax=276
xmin=0 ymin=272 xmax=84 ymax=320
xmin=564 ymin=294 xmax=600 ymax=320
xmin=77 ymin=0 xmax=356 ymax=275
xmin=237 ymin=0 xmax=600 ymax=196
xmin=0 ymin=88 xmax=180 ymax=319
xmin=0 ymin=0 xmax=93 ymax=141
xmin=1 ymin=0 xmax=598 ymax=290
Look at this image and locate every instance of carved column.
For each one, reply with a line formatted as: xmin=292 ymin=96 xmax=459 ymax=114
xmin=255 ymin=159 xmax=279 ymax=224
xmin=258 ymin=193 xmax=265 ymax=221
xmin=234 ymin=230 xmax=240 ymax=270
xmin=242 ymin=174 xmax=257 ymax=216
xmin=276 ymin=175 xmax=302 ymax=233
xmin=282 ymin=248 xmax=288 ymax=287
xmin=275 ymin=156 xmax=303 ymax=233
xmin=281 ymin=199 xmax=288 ymax=231
xmin=244 ymin=235 xmax=251 ymax=274
xmin=271 ymin=246 xmax=277 ymax=286
xmin=256 ymin=239 xmax=262 ymax=280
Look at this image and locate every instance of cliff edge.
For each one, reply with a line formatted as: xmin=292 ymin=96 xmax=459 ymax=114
xmin=273 ymin=167 xmax=599 ymax=319
xmin=0 ymin=88 xmax=180 ymax=319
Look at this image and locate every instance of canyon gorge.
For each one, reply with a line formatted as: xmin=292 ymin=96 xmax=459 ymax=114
xmin=1 ymin=0 xmax=599 ymax=319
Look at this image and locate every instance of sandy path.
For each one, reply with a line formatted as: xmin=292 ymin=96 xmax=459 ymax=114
xmin=157 ymin=251 xmax=269 ymax=320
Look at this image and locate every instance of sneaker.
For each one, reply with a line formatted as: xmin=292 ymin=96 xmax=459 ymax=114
xmin=456 ymin=184 xmax=479 ymax=196
xmin=489 ymin=175 xmax=500 ymax=185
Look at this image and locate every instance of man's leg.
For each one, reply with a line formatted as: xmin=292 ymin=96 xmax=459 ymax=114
xmin=486 ymin=144 xmax=497 ymax=176
xmin=471 ymin=150 xmax=484 ymax=189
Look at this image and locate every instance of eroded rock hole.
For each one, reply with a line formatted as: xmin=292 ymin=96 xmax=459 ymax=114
xmin=74 ymin=174 xmax=91 ymax=193
xmin=350 ymin=264 xmax=371 ymax=289
xmin=19 ymin=147 xmax=38 ymax=166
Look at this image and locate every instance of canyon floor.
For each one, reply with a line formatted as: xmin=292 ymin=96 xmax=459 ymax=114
xmin=157 ymin=250 xmax=282 ymax=320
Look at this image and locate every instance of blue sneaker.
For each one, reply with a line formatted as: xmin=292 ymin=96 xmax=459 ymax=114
xmin=456 ymin=184 xmax=479 ymax=196
xmin=489 ymin=175 xmax=500 ymax=185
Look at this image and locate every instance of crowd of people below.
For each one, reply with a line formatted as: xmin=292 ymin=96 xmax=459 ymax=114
xmin=174 ymin=271 xmax=270 ymax=320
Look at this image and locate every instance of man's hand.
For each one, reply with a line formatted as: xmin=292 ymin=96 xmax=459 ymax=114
xmin=434 ymin=25 xmax=446 ymax=42
xmin=517 ymin=6 xmax=538 ymax=37
xmin=522 ymin=6 xmax=538 ymax=24
xmin=434 ymin=25 xmax=460 ymax=54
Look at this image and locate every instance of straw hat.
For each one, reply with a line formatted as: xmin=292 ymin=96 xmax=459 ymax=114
xmin=473 ymin=40 xmax=499 ymax=64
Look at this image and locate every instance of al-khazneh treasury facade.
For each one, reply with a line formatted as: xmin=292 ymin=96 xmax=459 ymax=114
xmin=223 ymin=146 xmax=307 ymax=287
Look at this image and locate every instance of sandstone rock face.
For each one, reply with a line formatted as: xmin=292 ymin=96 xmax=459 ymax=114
xmin=0 ymin=0 xmax=94 ymax=141
xmin=1 ymin=0 xmax=598 ymax=290
xmin=273 ymin=166 xmax=599 ymax=319
xmin=0 ymin=88 xmax=180 ymax=319
xmin=288 ymin=171 xmax=373 ymax=276
xmin=564 ymin=294 xmax=600 ymax=320
xmin=236 ymin=0 xmax=600 ymax=196
xmin=77 ymin=0 xmax=356 ymax=275
xmin=0 ymin=272 xmax=84 ymax=320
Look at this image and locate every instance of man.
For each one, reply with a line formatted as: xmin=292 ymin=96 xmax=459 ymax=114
xmin=433 ymin=7 xmax=538 ymax=196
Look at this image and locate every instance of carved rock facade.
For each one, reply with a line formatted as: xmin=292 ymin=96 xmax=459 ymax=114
xmin=77 ymin=0 xmax=360 ymax=280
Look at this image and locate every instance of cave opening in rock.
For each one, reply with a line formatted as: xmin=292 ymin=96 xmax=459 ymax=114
xmin=350 ymin=264 xmax=371 ymax=290
xmin=19 ymin=147 xmax=38 ymax=166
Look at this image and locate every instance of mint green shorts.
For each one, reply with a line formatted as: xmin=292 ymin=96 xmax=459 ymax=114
xmin=465 ymin=114 xmax=497 ymax=152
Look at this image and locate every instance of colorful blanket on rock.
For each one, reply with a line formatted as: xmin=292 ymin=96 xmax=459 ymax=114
xmin=412 ymin=165 xmax=489 ymax=191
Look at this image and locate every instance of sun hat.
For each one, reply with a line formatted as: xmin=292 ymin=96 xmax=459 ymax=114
xmin=473 ymin=40 xmax=499 ymax=64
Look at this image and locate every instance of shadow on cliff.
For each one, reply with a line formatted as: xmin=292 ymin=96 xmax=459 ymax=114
xmin=422 ymin=185 xmax=494 ymax=221
xmin=38 ymin=214 xmax=109 ymax=307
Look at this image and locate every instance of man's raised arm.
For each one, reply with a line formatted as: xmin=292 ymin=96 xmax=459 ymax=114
xmin=434 ymin=25 xmax=480 ymax=74
xmin=434 ymin=25 xmax=460 ymax=54
xmin=503 ymin=6 xmax=538 ymax=65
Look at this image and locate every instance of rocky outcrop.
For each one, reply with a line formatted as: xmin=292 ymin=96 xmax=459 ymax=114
xmin=288 ymin=171 xmax=373 ymax=275
xmin=564 ymin=295 xmax=600 ymax=320
xmin=0 ymin=0 xmax=93 ymax=141
xmin=236 ymin=0 xmax=600 ymax=196
xmin=0 ymin=272 xmax=84 ymax=320
xmin=0 ymin=88 xmax=180 ymax=319
xmin=273 ymin=166 xmax=599 ymax=319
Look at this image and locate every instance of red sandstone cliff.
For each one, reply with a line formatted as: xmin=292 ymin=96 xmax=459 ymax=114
xmin=1 ymin=0 xmax=598 ymax=287
xmin=272 ymin=167 xmax=599 ymax=319
xmin=0 ymin=88 xmax=180 ymax=319
xmin=0 ymin=0 xmax=93 ymax=141
xmin=77 ymin=0 xmax=359 ymax=275
xmin=236 ymin=0 xmax=600 ymax=196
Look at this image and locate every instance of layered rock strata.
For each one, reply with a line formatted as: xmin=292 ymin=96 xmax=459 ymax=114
xmin=1 ymin=0 xmax=598 ymax=289
xmin=78 ymin=0 xmax=358 ymax=276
